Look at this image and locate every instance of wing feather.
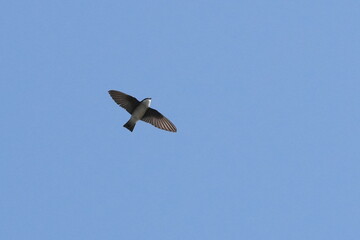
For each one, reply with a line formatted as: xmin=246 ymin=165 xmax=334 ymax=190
xmin=141 ymin=108 xmax=177 ymax=132
xmin=108 ymin=90 xmax=140 ymax=114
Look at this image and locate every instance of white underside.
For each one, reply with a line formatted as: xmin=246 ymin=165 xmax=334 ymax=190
xmin=130 ymin=99 xmax=151 ymax=123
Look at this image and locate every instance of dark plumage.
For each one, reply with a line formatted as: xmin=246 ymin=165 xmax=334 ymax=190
xmin=108 ymin=90 xmax=177 ymax=132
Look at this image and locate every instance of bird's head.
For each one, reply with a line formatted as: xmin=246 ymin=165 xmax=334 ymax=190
xmin=142 ymin=98 xmax=152 ymax=107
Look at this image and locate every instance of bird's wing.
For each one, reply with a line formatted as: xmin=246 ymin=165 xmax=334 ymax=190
xmin=141 ymin=108 xmax=177 ymax=132
xmin=108 ymin=90 xmax=140 ymax=114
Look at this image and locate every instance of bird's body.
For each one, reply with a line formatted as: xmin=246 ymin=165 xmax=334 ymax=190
xmin=123 ymin=98 xmax=151 ymax=131
xmin=108 ymin=90 xmax=177 ymax=132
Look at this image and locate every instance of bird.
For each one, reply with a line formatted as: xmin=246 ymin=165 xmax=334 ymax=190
xmin=108 ymin=90 xmax=177 ymax=132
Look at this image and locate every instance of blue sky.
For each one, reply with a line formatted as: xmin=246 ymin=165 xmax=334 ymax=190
xmin=1 ymin=1 xmax=359 ymax=239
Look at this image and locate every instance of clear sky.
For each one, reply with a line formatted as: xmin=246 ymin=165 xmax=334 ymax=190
xmin=1 ymin=1 xmax=359 ymax=239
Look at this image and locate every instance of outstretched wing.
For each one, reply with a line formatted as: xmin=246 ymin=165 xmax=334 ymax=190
xmin=108 ymin=90 xmax=140 ymax=114
xmin=141 ymin=108 xmax=177 ymax=132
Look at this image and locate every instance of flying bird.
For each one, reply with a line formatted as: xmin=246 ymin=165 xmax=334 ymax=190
xmin=108 ymin=90 xmax=177 ymax=132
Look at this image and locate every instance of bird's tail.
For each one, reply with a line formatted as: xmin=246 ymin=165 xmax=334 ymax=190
xmin=123 ymin=119 xmax=136 ymax=132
